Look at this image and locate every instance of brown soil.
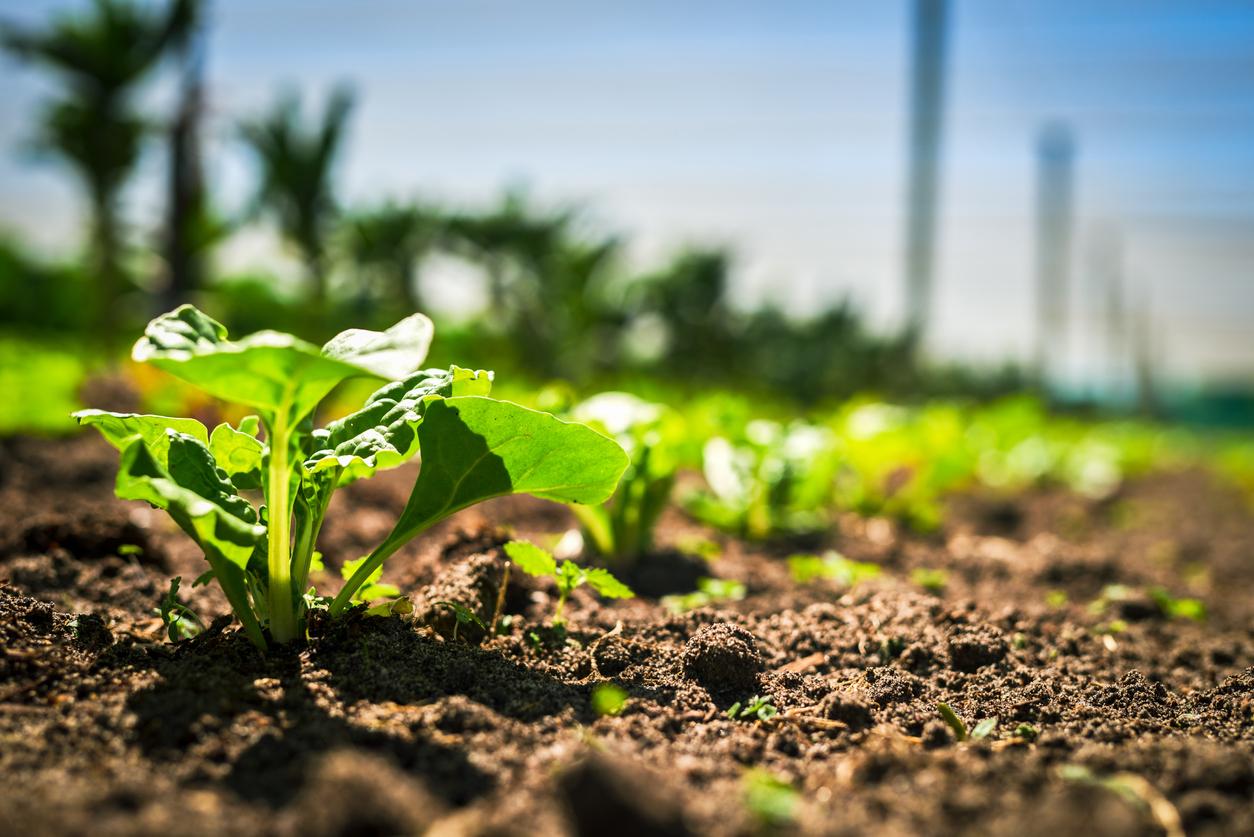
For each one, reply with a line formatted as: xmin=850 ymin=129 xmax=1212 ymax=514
xmin=1 ymin=433 xmax=1252 ymax=836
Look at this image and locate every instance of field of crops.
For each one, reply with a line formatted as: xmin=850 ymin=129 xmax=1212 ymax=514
xmin=1 ymin=309 xmax=1252 ymax=837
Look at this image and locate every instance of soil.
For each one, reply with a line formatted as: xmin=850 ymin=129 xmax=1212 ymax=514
xmin=1 ymin=433 xmax=1252 ymax=836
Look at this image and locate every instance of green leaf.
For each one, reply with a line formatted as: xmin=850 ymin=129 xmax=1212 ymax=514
xmin=210 ymin=418 xmax=265 ymax=488
xmin=386 ymin=396 xmax=627 ymax=545
xmin=583 ymin=568 xmax=635 ymax=599
xmin=74 ymin=409 xmax=208 ymax=464
xmin=504 ymin=540 xmax=557 ymax=578
xmin=556 ymin=560 xmax=584 ymax=595
xmin=333 ymin=397 xmax=628 ymax=614
xmin=340 ymin=556 xmax=399 ymax=602
xmin=935 ymin=702 xmax=968 ymax=741
xmin=320 ymin=313 xmax=435 ymax=380
xmin=132 ymin=305 xmax=434 ymax=425
xmin=116 ymin=433 xmax=263 ymax=569
xmin=115 ymin=435 xmax=266 ymax=647
xmin=305 ymin=366 xmax=492 ymax=482
xmin=970 ymin=716 xmax=999 ymax=740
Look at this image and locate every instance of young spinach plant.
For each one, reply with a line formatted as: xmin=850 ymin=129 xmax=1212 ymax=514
xmin=565 ymin=392 xmax=680 ymax=565
xmin=78 ymin=305 xmax=628 ymax=649
xmin=504 ymin=540 xmax=634 ymax=625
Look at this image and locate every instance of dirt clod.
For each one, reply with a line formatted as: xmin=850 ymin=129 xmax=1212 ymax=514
xmin=681 ymin=622 xmax=763 ymax=694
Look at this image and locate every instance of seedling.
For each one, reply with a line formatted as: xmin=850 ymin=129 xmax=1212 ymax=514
xmin=590 ymin=683 xmax=628 ymax=717
xmin=936 ymin=702 xmax=997 ymax=742
xmin=78 ymin=306 xmax=627 ymax=649
xmin=726 ymin=695 xmax=778 ymax=722
xmin=503 ymin=540 xmax=634 ymax=625
xmin=662 ymin=577 xmax=747 ymax=613
xmin=788 ymin=551 xmax=881 ymax=587
xmin=430 ymin=601 xmax=486 ymax=642
xmin=1014 ymin=723 xmax=1039 ymax=741
xmin=566 ymin=393 xmax=680 ymax=565
xmin=155 ymin=576 xmax=204 ymax=642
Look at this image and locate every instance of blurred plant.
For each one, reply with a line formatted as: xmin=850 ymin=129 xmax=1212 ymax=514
xmin=3 ymin=0 xmax=199 ymax=340
xmin=239 ymin=84 xmax=355 ymax=312
xmin=788 ymin=551 xmax=882 ymax=587
xmin=685 ymin=420 xmax=837 ymax=540
xmin=566 ymin=392 xmax=681 ymax=565
xmin=339 ymin=201 xmax=443 ymax=312
xmin=662 ymin=577 xmax=746 ymax=614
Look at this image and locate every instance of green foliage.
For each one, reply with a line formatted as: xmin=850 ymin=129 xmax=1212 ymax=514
xmin=912 ymin=567 xmax=949 ymax=594
xmin=661 ymin=577 xmax=747 ymax=614
xmin=79 ymin=306 xmax=627 ymax=648
xmin=567 ymin=392 xmax=681 ymax=565
xmin=504 ymin=540 xmax=634 ymax=625
xmin=1149 ymin=587 xmax=1207 ymax=622
xmin=685 ymin=420 xmax=837 ymax=540
xmin=742 ymin=769 xmax=799 ymax=829
xmin=0 ymin=335 xmax=89 ymax=434
xmin=788 ymin=551 xmax=882 ymax=587
xmin=726 ymin=695 xmax=778 ymax=722
xmin=590 ymin=683 xmax=628 ymax=717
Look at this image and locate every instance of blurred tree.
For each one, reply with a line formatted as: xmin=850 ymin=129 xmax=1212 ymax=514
xmin=636 ymin=248 xmax=737 ymax=378
xmin=444 ymin=191 xmax=573 ymax=314
xmin=339 ymin=201 xmax=442 ymax=313
xmin=2 ymin=0 xmax=198 ymax=340
xmin=239 ymin=85 xmax=354 ymax=312
xmin=160 ymin=0 xmax=218 ymax=311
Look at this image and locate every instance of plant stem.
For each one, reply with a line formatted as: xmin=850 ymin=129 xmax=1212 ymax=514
xmin=266 ymin=417 xmax=297 ymax=643
xmin=329 ymin=538 xmax=401 ymax=615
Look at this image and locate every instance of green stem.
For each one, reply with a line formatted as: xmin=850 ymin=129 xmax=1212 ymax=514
xmin=329 ymin=537 xmax=402 ymax=616
xmin=266 ymin=416 xmax=297 ymax=644
xmin=553 ymin=591 xmax=568 ymax=626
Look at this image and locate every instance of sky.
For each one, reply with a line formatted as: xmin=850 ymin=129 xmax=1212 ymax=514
xmin=1 ymin=0 xmax=1252 ymax=385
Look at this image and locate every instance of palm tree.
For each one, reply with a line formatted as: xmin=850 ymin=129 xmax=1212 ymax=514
xmin=339 ymin=202 xmax=442 ymax=312
xmin=239 ymin=85 xmax=355 ymax=311
xmin=3 ymin=0 xmax=198 ymax=339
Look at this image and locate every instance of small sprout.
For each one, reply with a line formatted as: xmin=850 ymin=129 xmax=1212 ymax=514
xmin=935 ymin=702 xmax=968 ymax=740
xmin=742 ymin=769 xmax=799 ymax=828
xmin=970 ymin=716 xmax=999 ymax=740
xmin=662 ymin=577 xmax=747 ymax=614
xmin=591 ymin=683 xmax=628 ymax=717
xmin=117 ymin=543 xmax=144 ymax=557
xmin=788 ymin=551 xmax=881 ymax=586
xmin=1045 ymin=589 xmax=1069 ymax=608
xmin=1011 ymin=632 xmax=1028 ymax=649
xmin=504 ymin=540 xmax=634 ymax=626
xmin=912 ymin=567 xmax=948 ymax=594
xmin=341 ymin=556 xmax=400 ymax=603
xmin=363 ymin=596 xmax=413 ymax=619
xmin=1014 ymin=723 xmax=1039 ymax=741
xmin=1149 ymin=587 xmax=1206 ymax=622
xmin=155 ymin=576 xmax=205 ymax=643
xmin=430 ymin=601 xmax=487 ymax=642
xmin=727 ymin=695 xmax=778 ymax=722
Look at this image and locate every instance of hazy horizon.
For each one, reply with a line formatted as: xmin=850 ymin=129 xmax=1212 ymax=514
xmin=1 ymin=0 xmax=1252 ymax=384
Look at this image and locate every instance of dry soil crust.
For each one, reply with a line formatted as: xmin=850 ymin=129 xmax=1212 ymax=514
xmin=1 ymin=434 xmax=1252 ymax=836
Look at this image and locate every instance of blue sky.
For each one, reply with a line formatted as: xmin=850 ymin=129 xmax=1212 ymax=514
xmin=1 ymin=0 xmax=1252 ymax=382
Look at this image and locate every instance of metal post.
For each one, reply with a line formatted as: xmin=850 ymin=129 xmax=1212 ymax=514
xmin=902 ymin=0 xmax=950 ymax=343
